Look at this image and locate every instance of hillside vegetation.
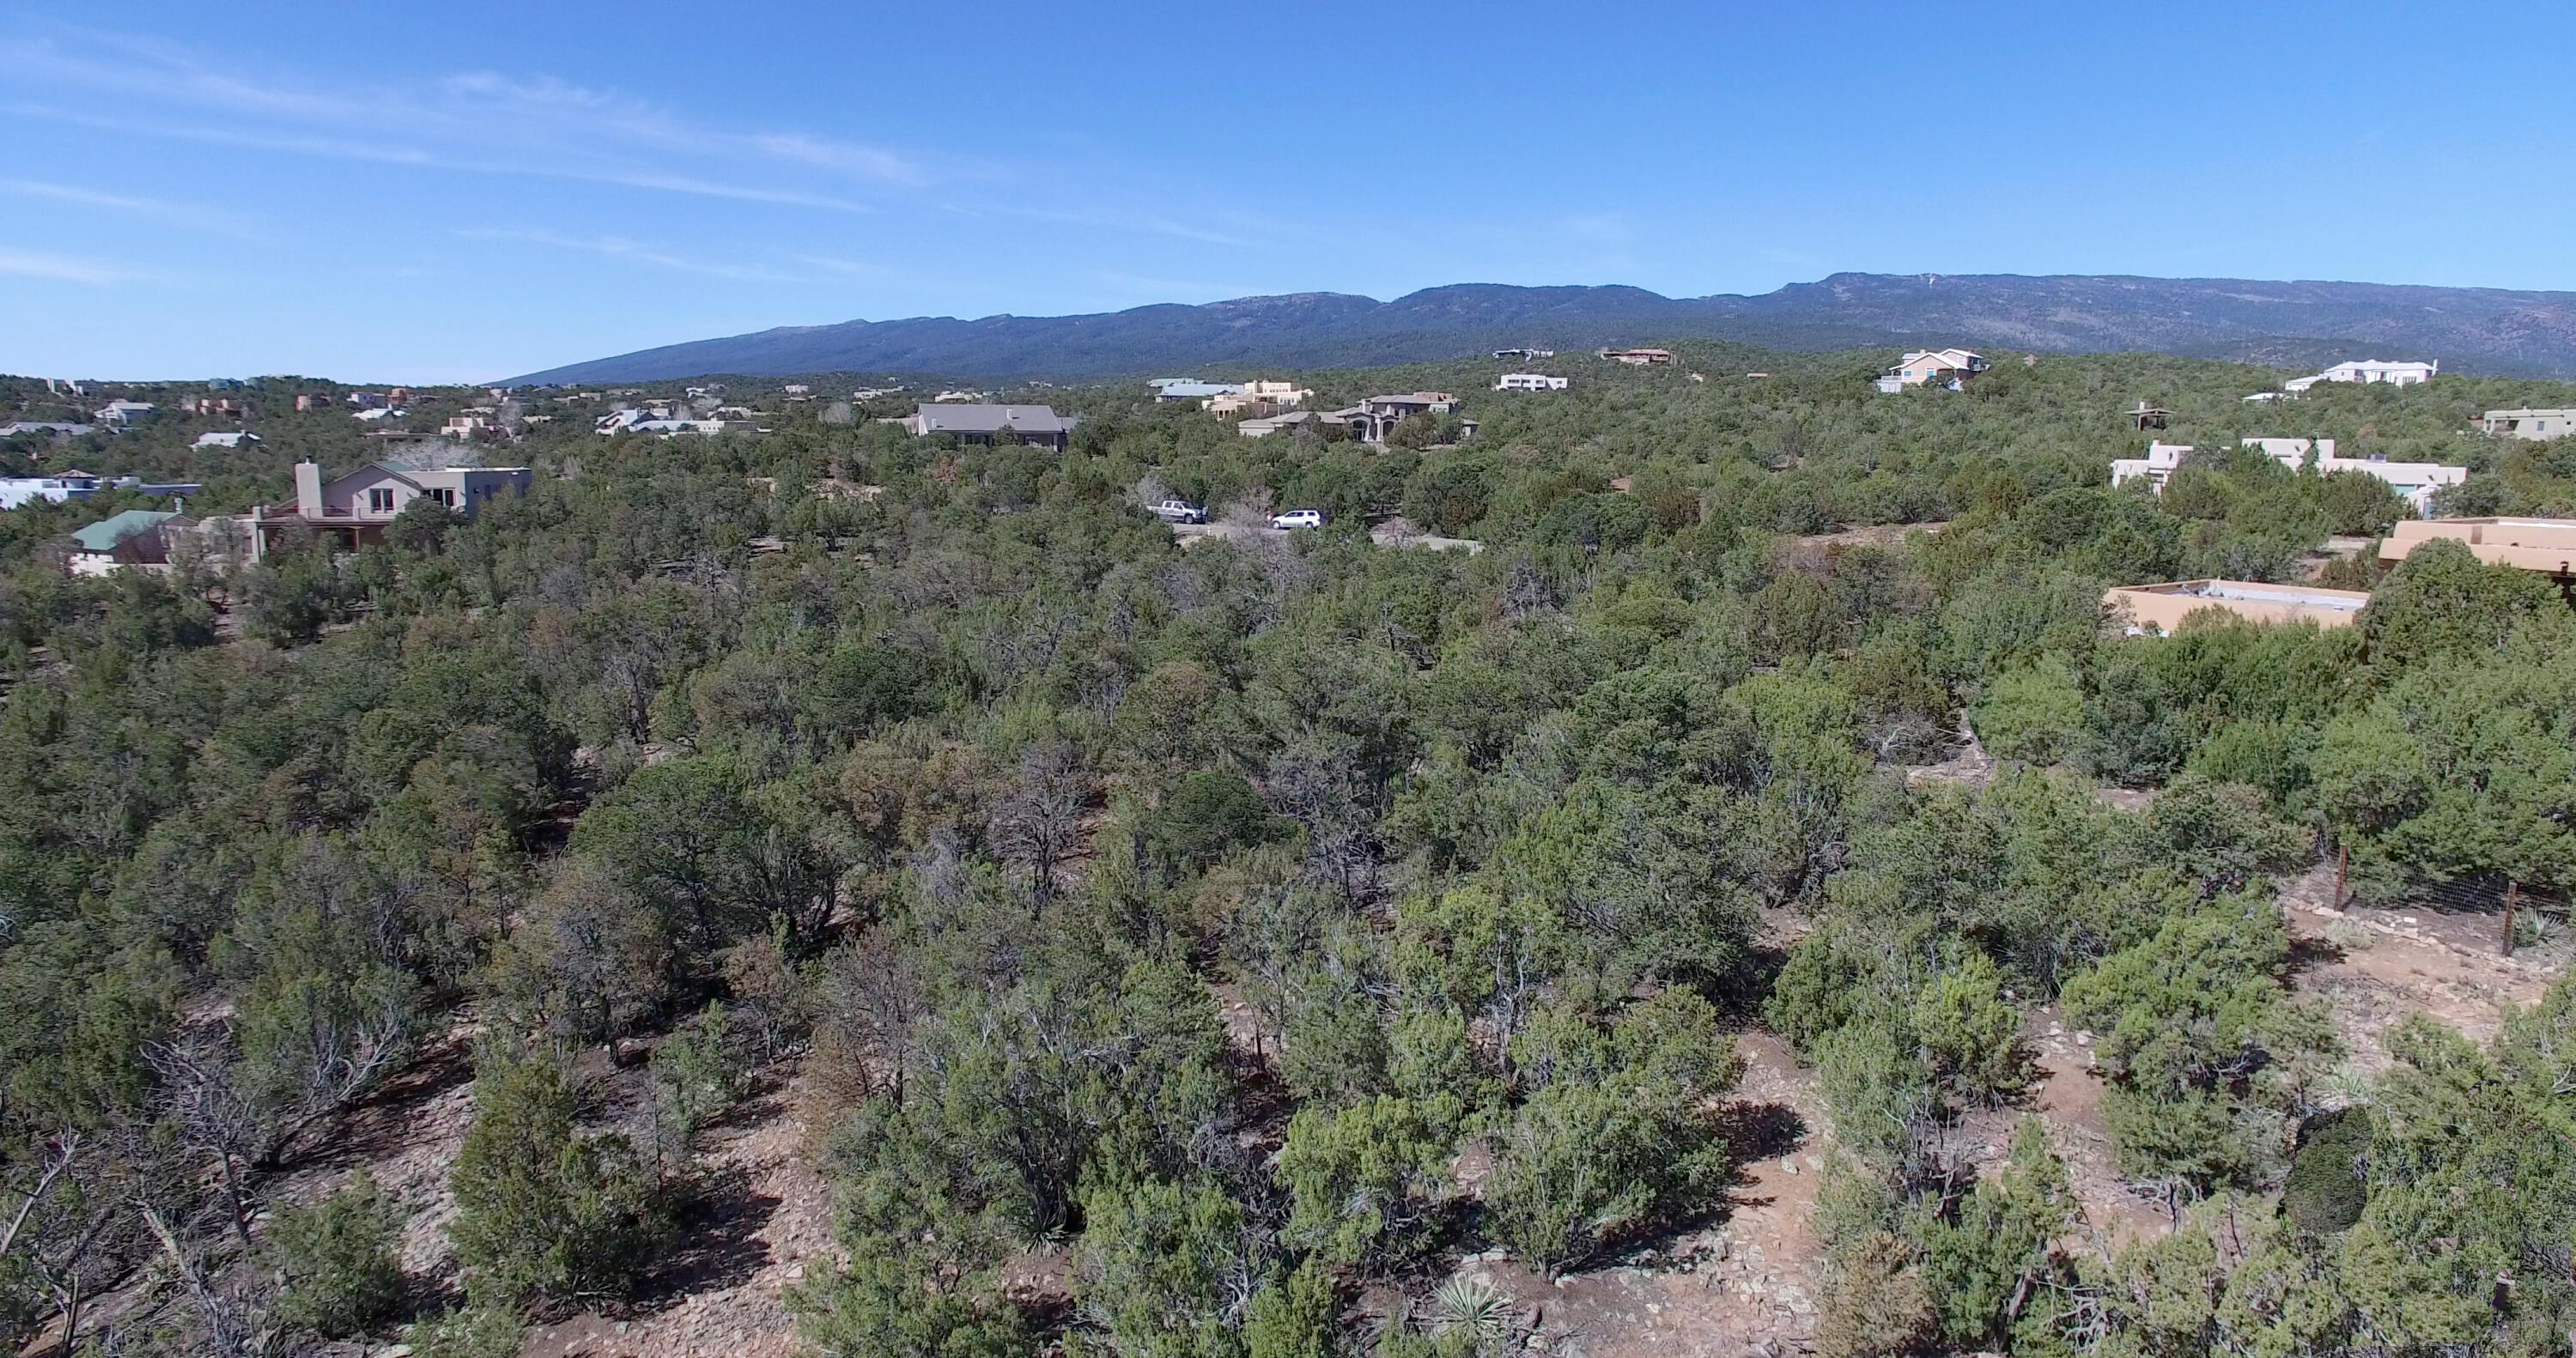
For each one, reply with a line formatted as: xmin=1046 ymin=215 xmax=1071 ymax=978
xmin=1 ymin=347 xmax=2573 ymax=1358
xmin=502 ymin=272 xmax=2576 ymax=385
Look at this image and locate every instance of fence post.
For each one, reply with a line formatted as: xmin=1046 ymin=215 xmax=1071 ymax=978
xmin=2503 ymin=882 xmax=2519 ymax=958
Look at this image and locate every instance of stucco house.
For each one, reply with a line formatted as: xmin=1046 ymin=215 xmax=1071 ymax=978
xmin=2102 ymin=579 xmax=2370 ymax=634
xmin=248 ymin=458 xmax=532 ymax=560
xmin=2282 ymin=359 xmax=2436 ymax=392
xmin=2480 ymin=408 xmax=2576 ymax=440
xmin=2379 ymin=518 xmax=2576 ymax=575
xmin=1494 ymin=373 xmax=1569 ymax=391
xmin=1207 ymin=381 xmax=1312 ymax=416
xmin=2113 ymin=437 xmax=2464 ymax=515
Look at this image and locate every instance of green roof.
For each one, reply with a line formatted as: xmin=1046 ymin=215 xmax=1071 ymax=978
xmin=69 ymin=510 xmax=179 ymax=553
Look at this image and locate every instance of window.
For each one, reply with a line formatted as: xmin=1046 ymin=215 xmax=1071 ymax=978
xmin=368 ymin=488 xmax=396 ymax=512
xmin=428 ymin=488 xmax=457 ymax=507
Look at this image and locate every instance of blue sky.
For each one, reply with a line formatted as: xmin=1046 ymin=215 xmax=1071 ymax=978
xmin=3 ymin=2 xmax=2571 ymax=383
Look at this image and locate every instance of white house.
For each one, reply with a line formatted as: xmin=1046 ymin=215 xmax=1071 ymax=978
xmin=1874 ymin=349 xmax=1989 ymax=393
xmin=0 ymin=471 xmax=106 ymax=510
xmin=2116 ymin=436 xmax=2465 ymax=513
xmin=1495 ymin=373 xmax=1569 ymax=391
xmin=2481 ymin=408 xmax=2576 ymax=440
xmin=2111 ymin=441 xmax=2196 ymax=491
xmin=2239 ymin=438 xmax=2464 ymax=512
xmin=192 ymin=431 xmax=260 ymax=449
xmin=2282 ymin=360 xmax=2437 ymax=392
xmin=94 ymin=400 xmax=155 ymax=427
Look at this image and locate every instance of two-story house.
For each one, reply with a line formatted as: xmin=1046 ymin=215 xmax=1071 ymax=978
xmin=247 ymin=458 xmax=533 ymax=559
xmin=1874 ymin=349 xmax=1990 ymax=393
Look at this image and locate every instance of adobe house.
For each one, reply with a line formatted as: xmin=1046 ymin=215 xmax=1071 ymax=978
xmin=2101 ymin=579 xmax=2370 ymax=634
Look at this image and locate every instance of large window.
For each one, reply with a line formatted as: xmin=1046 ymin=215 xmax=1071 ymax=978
xmin=368 ymin=488 xmax=396 ymax=512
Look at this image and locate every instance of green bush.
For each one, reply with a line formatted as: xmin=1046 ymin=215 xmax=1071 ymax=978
xmin=1278 ymin=1094 xmax=1455 ymax=1269
xmin=1971 ymin=655 xmax=2083 ymax=765
xmin=2281 ymin=1107 xmax=2370 ymax=1234
xmin=650 ymin=999 xmax=754 ymax=1156
xmin=399 ymin=1304 xmax=524 ymax=1358
xmin=270 ymin=1169 xmax=408 ymax=1337
xmin=448 ymin=1050 xmax=674 ymax=1304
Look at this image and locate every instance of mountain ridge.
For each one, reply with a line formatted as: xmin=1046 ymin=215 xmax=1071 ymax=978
xmin=501 ymin=271 xmax=2576 ymax=384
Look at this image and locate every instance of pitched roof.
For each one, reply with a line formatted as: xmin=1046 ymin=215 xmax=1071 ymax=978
xmin=912 ymin=403 xmax=1074 ymax=435
xmin=70 ymin=510 xmax=179 ymax=552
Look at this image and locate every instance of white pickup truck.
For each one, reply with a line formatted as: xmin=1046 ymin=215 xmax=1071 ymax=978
xmin=1148 ymin=499 xmax=1207 ymax=524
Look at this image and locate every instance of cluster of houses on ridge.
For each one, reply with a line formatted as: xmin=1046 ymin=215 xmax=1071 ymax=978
xmin=1874 ymin=350 xmax=2445 ymax=401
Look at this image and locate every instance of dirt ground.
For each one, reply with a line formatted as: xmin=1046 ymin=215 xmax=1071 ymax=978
xmin=2275 ymin=864 xmax=2561 ymax=1072
xmin=519 ymin=1065 xmax=835 ymax=1358
xmin=1431 ymin=1030 xmax=1829 ymax=1358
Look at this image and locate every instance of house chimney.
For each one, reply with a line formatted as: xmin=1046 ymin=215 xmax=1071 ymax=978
xmin=294 ymin=460 xmax=324 ymax=518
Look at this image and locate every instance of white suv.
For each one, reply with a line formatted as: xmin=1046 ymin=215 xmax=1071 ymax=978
xmin=1269 ymin=509 xmax=1325 ymax=530
xmin=1148 ymin=499 xmax=1206 ymax=524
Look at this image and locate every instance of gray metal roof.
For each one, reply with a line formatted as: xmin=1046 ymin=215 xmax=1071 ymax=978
xmin=914 ymin=403 xmax=1074 ymax=434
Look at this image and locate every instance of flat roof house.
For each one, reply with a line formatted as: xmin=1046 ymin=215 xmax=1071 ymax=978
xmin=2111 ymin=441 xmax=2197 ymax=492
xmin=1599 ymin=348 xmax=1674 ymax=367
xmin=2481 ymin=408 xmax=2576 ymax=440
xmin=2379 ymin=518 xmax=2576 ymax=575
xmin=2283 ymin=360 xmax=2437 ymax=392
xmin=2103 ymin=579 xmax=2371 ymax=634
xmin=66 ymin=510 xmax=192 ymax=577
xmin=2115 ymin=438 xmax=2465 ymax=515
xmin=1495 ymin=373 xmax=1569 ymax=391
xmin=0 ymin=470 xmax=106 ymax=510
xmin=1207 ymin=381 xmax=1312 ymax=416
xmin=248 ymin=458 xmax=532 ymax=560
xmin=899 ymin=403 xmax=1076 ymax=451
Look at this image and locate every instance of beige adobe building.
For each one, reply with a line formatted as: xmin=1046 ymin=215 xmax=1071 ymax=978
xmin=2102 ymin=579 xmax=2370 ymax=634
xmin=1207 ymin=381 xmax=1312 ymax=416
xmin=2379 ymin=518 xmax=2576 ymax=574
xmin=2480 ymin=409 xmax=2576 ymax=440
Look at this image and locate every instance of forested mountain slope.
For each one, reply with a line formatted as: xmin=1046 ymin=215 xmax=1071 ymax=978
xmin=504 ymin=271 xmax=2576 ymax=385
xmin=3 ymin=348 xmax=2575 ymax=1357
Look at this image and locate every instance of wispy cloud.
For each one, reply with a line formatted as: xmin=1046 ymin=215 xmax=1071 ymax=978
xmin=0 ymin=178 xmax=255 ymax=234
xmin=0 ymin=26 xmax=923 ymax=212
xmin=0 ymin=246 xmax=142 ymax=284
xmin=456 ymin=227 xmax=819 ymax=283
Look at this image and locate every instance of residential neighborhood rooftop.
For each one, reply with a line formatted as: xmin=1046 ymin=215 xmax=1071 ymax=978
xmin=2104 ymin=579 xmax=2372 ymax=633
